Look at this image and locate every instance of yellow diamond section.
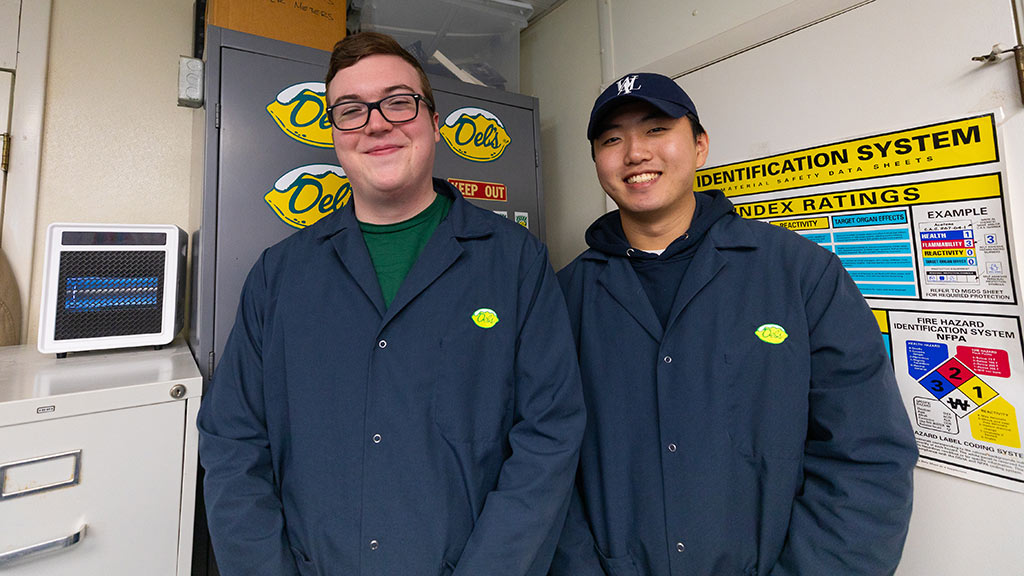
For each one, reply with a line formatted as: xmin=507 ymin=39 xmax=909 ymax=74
xmin=471 ymin=308 xmax=500 ymax=329
xmin=755 ymin=323 xmax=788 ymax=344
xmin=961 ymin=377 xmax=999 ymax=406
xmin=969 ymin=396 xmax=1020 ymax=449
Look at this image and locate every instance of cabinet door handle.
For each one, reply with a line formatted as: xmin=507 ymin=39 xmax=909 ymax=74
xmin=0 ymin=450 xmax=82 ymax=500
xmin=0 ymin=525 xmax=87 ymax=567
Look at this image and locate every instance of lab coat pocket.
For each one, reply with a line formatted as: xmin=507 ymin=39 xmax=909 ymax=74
xmin=721 ymin=337 xmax=807 ymax=461
xmin=437 ymin=558 xmax=457 ymax=576
xmin=596 ymin=547 xmax=639 ymax=576
xmin=433 ymin=329 xmax=513 ymax=444
xmin=291 ymin=546 xmax=318 ymax=576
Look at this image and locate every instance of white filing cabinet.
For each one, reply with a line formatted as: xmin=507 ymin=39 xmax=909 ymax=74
xmin=0 ymin=340 xmax=201 ymax=575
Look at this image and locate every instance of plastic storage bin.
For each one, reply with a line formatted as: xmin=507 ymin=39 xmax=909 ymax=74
xmin=358 ymin=0 xmax=531 ymax=91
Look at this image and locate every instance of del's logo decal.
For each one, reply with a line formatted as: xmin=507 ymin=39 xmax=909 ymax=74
xmin=754 ymin=323 xmax=788 ymax=345
xmin=265 ymin=164 xmax=351 ymax=229
xmin=266 ymin=82 xmax=333 ymax=148
xmin=471 ymin=308 xmax=500 ymax=329
xmin=440 ymin=107 xmax=511 ymax=163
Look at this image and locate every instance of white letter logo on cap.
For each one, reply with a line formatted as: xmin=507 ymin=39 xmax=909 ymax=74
xmin=616 ymin=75 xmax=641 ymax=95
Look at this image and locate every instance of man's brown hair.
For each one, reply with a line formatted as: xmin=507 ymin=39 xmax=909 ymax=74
xmin=325 ymin=32 xmax=435 ymax=111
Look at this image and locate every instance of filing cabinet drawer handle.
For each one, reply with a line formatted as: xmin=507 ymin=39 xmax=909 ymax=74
xmin=0 ymin=450 xmax=82 ymax=500
xmin=0 ymin=525 xmax=87 ymax=567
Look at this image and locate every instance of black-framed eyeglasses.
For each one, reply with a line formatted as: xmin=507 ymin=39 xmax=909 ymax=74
xmin=326 ymin=93 xmax=433 ymax=131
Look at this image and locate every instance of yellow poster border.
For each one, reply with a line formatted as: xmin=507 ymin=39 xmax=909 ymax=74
xmin=696 ymin=113 xmax=998 ymax=198
xmin=733 ymin=172 xmax=1002 ymax=220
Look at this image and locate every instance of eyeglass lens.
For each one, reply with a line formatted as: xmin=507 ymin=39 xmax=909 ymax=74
xmin=331 ymin=94 xmax=421 ymax=130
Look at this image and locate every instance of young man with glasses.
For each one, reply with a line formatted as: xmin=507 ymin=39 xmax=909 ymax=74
xmin=198 ymin=32 xmax=585 ymax=576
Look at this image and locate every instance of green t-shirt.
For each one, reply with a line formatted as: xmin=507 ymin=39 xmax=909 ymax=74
xmin=359 ymin=193 xmax=453 ymax=308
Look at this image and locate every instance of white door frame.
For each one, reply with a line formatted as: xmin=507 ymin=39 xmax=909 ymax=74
xmin=1 ymin=0 xmax=51 ymax=343
xmin=1 ymin=71 xmax=12 ymax=229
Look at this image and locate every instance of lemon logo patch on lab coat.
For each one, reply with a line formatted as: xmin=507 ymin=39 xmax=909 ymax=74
xmin=471 ymin=308 xmax=500 ymax=329
xmin=755 ymin=323 xmax=788 ymax=344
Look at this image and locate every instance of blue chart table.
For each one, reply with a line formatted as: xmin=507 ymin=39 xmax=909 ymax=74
xmin=794 ymin=209 xmax=919 ymax=298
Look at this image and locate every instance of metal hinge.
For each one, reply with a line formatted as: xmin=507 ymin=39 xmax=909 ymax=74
xmin=208 ymin=351 xmax=215 ymax=381
xmin=214 ymin=103 xmax=221 ymax=129
xmin=972 ymin=43 xmax=1024 ymax=105
xmin=1 ymin=133 xmax=10 ymax=173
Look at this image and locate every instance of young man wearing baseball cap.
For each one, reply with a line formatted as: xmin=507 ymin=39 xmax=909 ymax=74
xmin=551 ymin=72 xmax=918 ymax=575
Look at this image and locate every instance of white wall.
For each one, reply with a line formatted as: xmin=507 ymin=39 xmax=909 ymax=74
xmin=521 ymin=0 xmax=604 ymax=269
xmin=25 ymin=0 xmax=195 ymax=342
xmin=606 ymin=0 xmax=870 ymax=79
xmin=606 ymin=0 xmax=789 ymax=76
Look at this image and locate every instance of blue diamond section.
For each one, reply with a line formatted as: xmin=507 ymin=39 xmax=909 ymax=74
xmin=919 ymin=370 xmax=956 ymax=400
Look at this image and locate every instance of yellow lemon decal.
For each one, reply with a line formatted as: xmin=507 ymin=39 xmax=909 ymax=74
xmin=439 ymin=107 xmax=511 ymax=163
xmin=266 ymin=82 xmax=333 ymax=148
xmin=755 ymin=324 xmax=788 ymax=344
xmin=471 ymin=308 xmax=500 ymax=329
xmin=265 ymin=164 xmax=351 ymax=229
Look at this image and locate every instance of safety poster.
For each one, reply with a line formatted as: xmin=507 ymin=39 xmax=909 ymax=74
xmin=696 ymin=112 xmax=1024 ymax=492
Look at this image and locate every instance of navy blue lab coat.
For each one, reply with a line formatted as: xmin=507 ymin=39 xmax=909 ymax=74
xmin=552 ymin=192 xmax=918 ymax=576
xmin=198 ymin=180 xmax=585 ymax=576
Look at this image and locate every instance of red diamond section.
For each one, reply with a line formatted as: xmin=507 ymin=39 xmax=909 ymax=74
xmin=936 ymin=357 xmax=973 ymax=388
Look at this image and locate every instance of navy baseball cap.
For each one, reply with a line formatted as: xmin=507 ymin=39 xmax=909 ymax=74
xmin=587 ymin=73 xmax=699 ymax=140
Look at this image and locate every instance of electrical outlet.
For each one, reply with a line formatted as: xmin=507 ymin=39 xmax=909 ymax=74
xmin=178 ymin=56 xmax=204 ymax=108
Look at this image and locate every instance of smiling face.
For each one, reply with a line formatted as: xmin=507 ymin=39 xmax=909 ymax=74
xmin=327 ymin=54 xmax=440 ymax=223
xmin=592 ymin=100 xmax=709 ymax=234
